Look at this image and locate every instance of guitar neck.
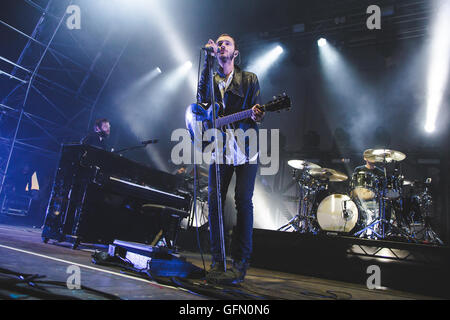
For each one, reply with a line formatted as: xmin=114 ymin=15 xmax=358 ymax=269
xmin=215 ymin=105 xmax=265 ymax=128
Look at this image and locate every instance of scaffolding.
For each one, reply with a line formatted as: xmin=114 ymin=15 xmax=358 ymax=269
xmin=0 ymin=0 xmax=129 ymax=212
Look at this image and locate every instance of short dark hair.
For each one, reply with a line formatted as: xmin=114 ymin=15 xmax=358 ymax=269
xmin=216 ymin=33 xmax=238 ymax=51
xmin=94 ymin=118 xmax=109 ymax=129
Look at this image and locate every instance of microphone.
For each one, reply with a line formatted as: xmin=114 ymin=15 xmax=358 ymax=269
xmin=342 ymin=200 xmax=353 ymax=220
xmin=202 ymin=46 xmax=218 ymax=53
xmin=141 ymin=139 xmax=159 ymax=145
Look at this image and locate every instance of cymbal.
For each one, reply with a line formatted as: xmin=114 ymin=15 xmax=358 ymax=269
xmin=309 ymin=168 xmax=348 ymax=182
xmin=287 ymin=159 xmax=321 ymax=170
xmin=363 ymin=149 xmax=406 ymax=163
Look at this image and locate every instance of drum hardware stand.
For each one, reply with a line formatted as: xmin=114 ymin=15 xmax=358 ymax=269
xmin=410 ymin=186 xmax=443 ymax=245
xmin=353 ymin=193 xmax=405 ymax=239
xmin=299 ymin=182 xmax=321 ymax=233
xmin=353 ymin=197 xmax=383 ymax=239
xmin=278 ymin=215 xmax=301 ymax=232
xmin=417 ymin=216 xmax=444 ymax=245
xmin=388 ymin=197 xmax=413 ymax=235
xmin=278 ymin=168 xmax=320 ymax=233
xmin=354 ymin=161 xmax=413 ymax=241
xmin=278 ymin=187 xmax=319 ymax=233
xmin=379 ymin=162 xmax=415 ymax=241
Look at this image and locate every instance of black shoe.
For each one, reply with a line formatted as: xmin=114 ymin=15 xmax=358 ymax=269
xmin=231 ymin=259 xmax=249 ymax=283
xmin=207 ymin=261 xmax=225 ymax=276
xmin=206 ymin=261 xmax=240 ymax=285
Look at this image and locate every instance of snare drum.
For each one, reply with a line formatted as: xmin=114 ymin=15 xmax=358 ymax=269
xmin=316 ymin=194 xmax=359 ymax=233
xmin=349 ymin=171 xmax=379 ymax=201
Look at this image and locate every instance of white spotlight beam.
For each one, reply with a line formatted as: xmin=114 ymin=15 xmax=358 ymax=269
xmin=121 ymin=62 xmax=191 ymax=172
xmin=116 ymin=67 xmax=162 ymax=103
xmin=145 ymin=61 xmax=192 ymax=170
xmin=144 ymin=0 xmax=197 ymax=95
xmin=318 ymin=41 xmax=377 ymax=152
xmin=156 ymin=61 xmax=192 ymax=97
xmin=247 ymin=45 xmax=284 ymax=79
xmin=424 ymin=1 xmax=450 ymax=133
xmin=141 ymin=61 xmax=193 ymax=119
xmin=132 ymin=67 xmax=163 ymax=91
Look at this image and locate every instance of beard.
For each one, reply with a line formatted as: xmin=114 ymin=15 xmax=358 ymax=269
xmin=98 ymin=130 xmax=109 ymax=138
xmin=218 ymin=51 xmax=235 ymax=63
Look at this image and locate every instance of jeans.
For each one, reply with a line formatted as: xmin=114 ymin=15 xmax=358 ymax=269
xmin=208 ymin=162 xmax=258 ymax=264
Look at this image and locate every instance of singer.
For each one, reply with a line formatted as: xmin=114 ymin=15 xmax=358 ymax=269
xmin=198 ymin=34 xmax=264 ymax=284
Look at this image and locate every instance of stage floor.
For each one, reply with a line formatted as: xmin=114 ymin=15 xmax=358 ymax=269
xmin=0 ymin=223 xmax=440 ymax=300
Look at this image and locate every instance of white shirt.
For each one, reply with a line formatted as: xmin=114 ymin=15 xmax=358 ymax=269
xmin=216 ymin=70 xmax=258 ymax=166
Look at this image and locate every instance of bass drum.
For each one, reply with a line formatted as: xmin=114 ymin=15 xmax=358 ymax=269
xmin=317 ymin=194 xmax=359 ymax=233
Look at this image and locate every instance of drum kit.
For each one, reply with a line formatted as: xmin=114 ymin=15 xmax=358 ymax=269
xmin=279 ymin=148 xmax=443 ymax=244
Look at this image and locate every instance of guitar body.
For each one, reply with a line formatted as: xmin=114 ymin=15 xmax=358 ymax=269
xmin=185 ymin=94 xmax=291 ymax=151
xmin=185 ymin=102 xmax=224 ymax=151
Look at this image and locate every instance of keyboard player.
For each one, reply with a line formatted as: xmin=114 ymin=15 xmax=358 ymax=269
xmin=81 ymin=118 xmax=111 ymax=151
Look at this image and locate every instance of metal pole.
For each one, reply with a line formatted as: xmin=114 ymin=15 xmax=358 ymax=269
xmin=86 ymin=36 xmax=130 ymax=132
xmin=0 ymin=1 xmax=69 ymax=196
xmin=10 ymin=0 xmax=52 ymax=77
xmin=1 ymin=54 xmax=95 ymax=105
xmin=76 ymin=28 xmax=113 ymax=98
xmin=0 ymin=18 xmax=93 ymax=75
xmin=0 ymin=109 xmax=24 ymax=196
xmin=22 ymin=1 xmax=71 ymax=109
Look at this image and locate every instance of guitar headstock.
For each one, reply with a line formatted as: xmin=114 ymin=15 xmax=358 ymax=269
xmin=264 ymin=93 xmax=291 ymax=113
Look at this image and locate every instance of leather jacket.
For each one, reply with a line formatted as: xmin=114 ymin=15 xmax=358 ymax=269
xmin=197 ymin=60 xmax=262 ymax=163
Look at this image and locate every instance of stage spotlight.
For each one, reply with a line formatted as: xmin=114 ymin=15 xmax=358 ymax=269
xmin=183 ymin=61 xmax=193 ymax=70
xmin=247 ymin=44 xmax=284 ymax=79
xmin=274 ymin=45 xmax=283 ymax=54
xmin=143 ymin=67 xmax=163 ymax=81
xmin=424 ymin=0 xmax=450 ymax=134
xmin=317 ymin=38 xmax=327 ymax=47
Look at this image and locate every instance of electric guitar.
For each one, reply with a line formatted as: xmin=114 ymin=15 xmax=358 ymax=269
xmin=185 ymin=94 xmax=291 ymax=151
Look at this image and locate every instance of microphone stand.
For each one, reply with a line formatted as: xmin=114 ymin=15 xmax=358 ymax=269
xmin=206 ymin=51 xmax=227 ymax=272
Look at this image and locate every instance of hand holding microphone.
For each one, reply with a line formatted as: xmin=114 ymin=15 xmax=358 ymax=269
xmin=202 ymin=39 xmax=218 ymax=56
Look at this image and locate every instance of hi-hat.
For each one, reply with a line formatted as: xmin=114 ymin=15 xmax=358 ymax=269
xmin=309 ymin=168 xmax=348 ymax=182
xmin=363 ymin=149 xmax=406 ymax=163
xmin=287 ymin=159 xmax=321 ymax=170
